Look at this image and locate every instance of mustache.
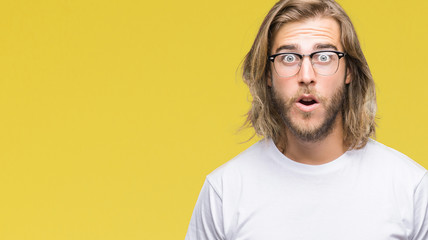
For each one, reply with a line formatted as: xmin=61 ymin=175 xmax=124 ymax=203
xmin=285 ymin=86 xmax=325 ymax=105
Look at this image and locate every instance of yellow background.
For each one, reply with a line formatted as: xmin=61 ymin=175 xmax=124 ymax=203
xmin=0 ymin=0 xmax=427 ymax=239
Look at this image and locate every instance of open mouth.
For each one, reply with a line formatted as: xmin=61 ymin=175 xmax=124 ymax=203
xmin=299 ymin=99 xmax=318 ymax=106
xmin=298 ymin=95 xmax=319 ymax=106
xmin=296 ymin=95 xmax=320 ymax=112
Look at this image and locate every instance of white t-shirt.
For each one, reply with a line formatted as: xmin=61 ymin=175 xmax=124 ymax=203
xmin=185 ymin=139 xmax=428 ymax=240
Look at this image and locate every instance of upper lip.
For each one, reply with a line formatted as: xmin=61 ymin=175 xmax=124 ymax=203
xmin=297 ymin=94 xmax=319 ymax=103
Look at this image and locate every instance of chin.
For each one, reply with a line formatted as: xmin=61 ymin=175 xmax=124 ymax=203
xmin=287 ymin=114 xmax=334 ymax=142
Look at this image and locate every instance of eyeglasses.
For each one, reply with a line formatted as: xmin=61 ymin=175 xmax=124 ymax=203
xmin=268 ymin=50 xmax=346 ymax=77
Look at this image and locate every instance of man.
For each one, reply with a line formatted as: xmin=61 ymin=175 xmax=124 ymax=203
xmin=185 ymin=0 xmax=428 ymax=239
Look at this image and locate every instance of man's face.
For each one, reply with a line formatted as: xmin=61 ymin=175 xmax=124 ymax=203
xmin=269 ymin=17 xmax=351 ymax=142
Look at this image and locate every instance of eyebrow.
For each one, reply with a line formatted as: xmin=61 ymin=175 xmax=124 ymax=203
xmin=275 ymin=44 xmax=298 ymax=53
xmin=274 ymin=43 xmax=338 ymax=53
xmin=314 ymin=44 xmax=338 ymax=51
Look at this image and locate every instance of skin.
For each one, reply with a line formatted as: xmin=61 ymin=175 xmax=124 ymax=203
xmin=269 ymin=17 xmax=351 ymax=165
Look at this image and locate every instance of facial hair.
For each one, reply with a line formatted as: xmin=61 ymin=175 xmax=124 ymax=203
xmin=272 ymin=84 xmax=346 ymax=142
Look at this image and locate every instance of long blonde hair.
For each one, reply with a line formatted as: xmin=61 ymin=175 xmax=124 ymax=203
xmin=242 ymin=0 xmax=376 ymax=149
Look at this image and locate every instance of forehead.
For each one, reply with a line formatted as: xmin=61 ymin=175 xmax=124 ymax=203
xmin=271 ymin=17 xmax=342 ymax=53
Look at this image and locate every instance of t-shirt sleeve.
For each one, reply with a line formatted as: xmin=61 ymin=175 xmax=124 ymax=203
xmin=185 ymin=178 xmax=225 ymax=240
xmin=411 ymin=171 xmax=428 ymax=240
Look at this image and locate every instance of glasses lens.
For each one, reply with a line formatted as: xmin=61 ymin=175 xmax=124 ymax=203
xmin=274 ymin=53 xmax=301 ymax=77
xmin=311 ymin=52 xmax=339 ymax=76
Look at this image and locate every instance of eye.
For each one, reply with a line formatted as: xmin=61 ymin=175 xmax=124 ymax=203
xmin=280 ymin=54 xmax=297 ymax=63
xmin=317 ymin=53 xmax=331 ymax=62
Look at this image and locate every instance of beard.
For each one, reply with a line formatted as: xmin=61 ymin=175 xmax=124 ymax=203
xmin=272 ymin=84 xmax=346 ymax=142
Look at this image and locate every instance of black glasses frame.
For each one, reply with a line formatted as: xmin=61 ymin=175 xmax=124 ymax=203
xmin=268 ymin=50 xmax=346 ymax=62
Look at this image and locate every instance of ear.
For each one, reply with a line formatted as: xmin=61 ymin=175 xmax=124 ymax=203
xmin=345 ymin=67 xmax=351 ymax=84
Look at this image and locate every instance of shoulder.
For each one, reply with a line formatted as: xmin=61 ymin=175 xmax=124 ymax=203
xmin=205 ymin=139 xmax=274 ymax=195
xmin=360 ymin=139 xmax=427 ymax=184
xmin=363 ymin=139 xmax=425 ymax=170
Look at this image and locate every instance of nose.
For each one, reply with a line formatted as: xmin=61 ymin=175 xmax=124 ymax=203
xmin=298 ymin=56 xmax=316 ymax=85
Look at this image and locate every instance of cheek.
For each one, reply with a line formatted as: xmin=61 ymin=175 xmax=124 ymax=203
xmin=321 ymin=83 xmax=337 ymax=94
xmin=320 ymin=81 xmax=345 ymax=102
xmin=272 ymin=79 xmax=297 ymax=98
xmin=318 ymin=73 xmax=347 ymax=95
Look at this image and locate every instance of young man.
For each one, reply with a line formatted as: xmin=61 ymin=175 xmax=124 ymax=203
xmin=185 ymin=0 xmax=428 ymax=239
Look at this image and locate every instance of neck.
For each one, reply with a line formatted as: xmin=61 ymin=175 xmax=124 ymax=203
xmin=276 ymin=114 xmax=348 ymax=165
